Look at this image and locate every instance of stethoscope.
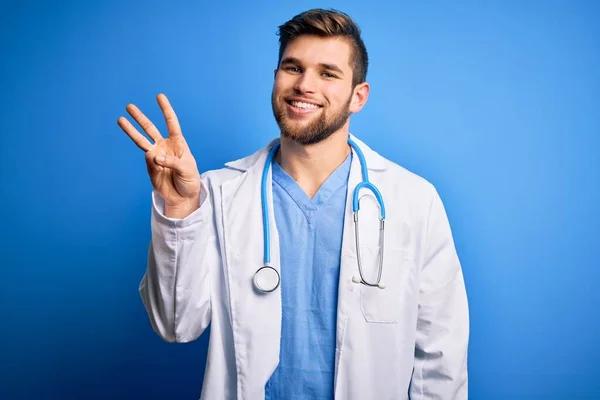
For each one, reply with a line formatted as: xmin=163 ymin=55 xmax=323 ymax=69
xmin=253 ymin=137 xmax=386 ymax=293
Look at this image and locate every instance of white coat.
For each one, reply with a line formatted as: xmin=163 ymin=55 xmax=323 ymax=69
xmin=139 ymin=135 xmax=469 ymax=400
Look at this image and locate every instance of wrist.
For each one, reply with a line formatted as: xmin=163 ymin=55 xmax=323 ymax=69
xmin=164 ymin=195 xmax=200 ymax=219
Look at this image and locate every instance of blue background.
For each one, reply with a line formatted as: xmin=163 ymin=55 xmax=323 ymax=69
xmin=1 ymin=0 xmax=598 ymax=399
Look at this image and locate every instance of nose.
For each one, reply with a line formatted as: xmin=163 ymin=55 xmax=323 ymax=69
xmin=293 ymin=71 xmax=317 ymax=94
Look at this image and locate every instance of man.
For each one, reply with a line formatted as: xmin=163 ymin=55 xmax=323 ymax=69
xmin=118 ymin=8 xmax=469 ymax=400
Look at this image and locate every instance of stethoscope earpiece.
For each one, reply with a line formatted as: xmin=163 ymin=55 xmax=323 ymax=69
xmin=352 ymin=275 xmax=385 ymax=289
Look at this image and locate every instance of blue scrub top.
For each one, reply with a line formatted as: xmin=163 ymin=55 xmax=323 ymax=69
xmin=265 ymin=153 xmax=352 ymax=399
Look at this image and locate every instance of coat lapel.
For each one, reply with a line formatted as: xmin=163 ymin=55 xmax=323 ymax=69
xmin=335 ymin=135 xmax=388 ymax=393
xmin=220 ymin=140 xmax=282 ymax=399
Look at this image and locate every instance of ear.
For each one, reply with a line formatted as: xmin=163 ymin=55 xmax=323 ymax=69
xmin=349 ymin=82 xmax=370 ymax=113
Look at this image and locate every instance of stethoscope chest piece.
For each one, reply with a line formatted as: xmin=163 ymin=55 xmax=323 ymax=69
xmin=253 ymin=265 xmax=280 ymax=293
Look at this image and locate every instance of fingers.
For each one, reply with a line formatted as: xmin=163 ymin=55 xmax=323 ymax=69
xmin=156 ymin=93 xmax=182 ymax=137
xmin=125 ymin=103 xmax=164 ymax=143
xmin=117 ymin=116 xmax=153 ymax=152
xmin=118 ymin=94 xmax=184 ymax=153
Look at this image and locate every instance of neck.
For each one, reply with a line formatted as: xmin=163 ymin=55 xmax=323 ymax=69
xmin=275 ymin=130 xmax=351 ymax=199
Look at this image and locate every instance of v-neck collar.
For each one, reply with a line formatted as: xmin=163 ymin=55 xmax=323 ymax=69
xmin=272 ymin=152 xmax=352 ymax=213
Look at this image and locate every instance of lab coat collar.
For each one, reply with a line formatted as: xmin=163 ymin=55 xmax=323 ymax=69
xmin=224 ymin=134 xmax=387 ymax=172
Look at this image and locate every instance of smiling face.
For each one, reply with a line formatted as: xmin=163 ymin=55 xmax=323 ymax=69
xmin=271 ymin=35 xmax=369 ymax=145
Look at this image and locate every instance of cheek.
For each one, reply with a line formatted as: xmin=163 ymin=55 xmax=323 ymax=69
xmin=325 ymin=86 xmax=352 ymax=108
xmin=272 ymin=79 xmax=281 ymax=94
xmin=274 ymin=74 xmax=294 ymax=92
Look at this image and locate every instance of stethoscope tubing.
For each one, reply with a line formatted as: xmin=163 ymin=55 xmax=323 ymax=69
xmin=262 ymin=143 xmax=281 ymax=267
xmin=257 ymin=137 xmax=387 ymax=292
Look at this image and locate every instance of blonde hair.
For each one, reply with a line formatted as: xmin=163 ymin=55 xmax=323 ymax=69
xmin=277 ymin=9 xmax=368 ymax=87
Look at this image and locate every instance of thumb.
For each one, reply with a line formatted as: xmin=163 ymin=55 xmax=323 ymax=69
xmin=154 ymin=154 xmax=184 ymax=172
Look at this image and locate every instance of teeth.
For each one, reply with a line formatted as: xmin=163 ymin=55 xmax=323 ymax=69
xmin=291 ymin=101 xmax=319 ymax=110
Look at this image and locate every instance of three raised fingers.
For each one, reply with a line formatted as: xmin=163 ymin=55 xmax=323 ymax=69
xmin=118 ymin=93 xmax=182 ymax=151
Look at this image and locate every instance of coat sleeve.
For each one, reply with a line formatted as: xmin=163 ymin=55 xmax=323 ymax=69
xmin=138 ymin=180 xmax=214 ymax=343
xmin=409 ymin=188 xmax=469 ymax=399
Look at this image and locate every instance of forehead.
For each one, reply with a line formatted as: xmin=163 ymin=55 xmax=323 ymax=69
xmin=281 ymin=35 xmax=353 ymax=71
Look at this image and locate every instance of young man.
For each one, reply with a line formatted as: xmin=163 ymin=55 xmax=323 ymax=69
xmin=118 ymin=8 xmax=469 ymax=400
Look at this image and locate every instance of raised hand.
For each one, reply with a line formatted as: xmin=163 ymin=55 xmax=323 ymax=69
xmin=118 ymin=94 xmax=201 ymax=218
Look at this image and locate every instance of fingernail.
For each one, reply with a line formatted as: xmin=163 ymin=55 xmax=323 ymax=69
xmin=156 ymin=155 xmax=165 ymax=163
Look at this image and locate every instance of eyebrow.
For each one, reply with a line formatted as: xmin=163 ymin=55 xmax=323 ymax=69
xmin=280 ymin=57 xmax=344 ymax=75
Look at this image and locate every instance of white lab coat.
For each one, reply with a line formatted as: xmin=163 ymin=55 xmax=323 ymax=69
xmin=139 ymin=135 xmax=469 ymax=400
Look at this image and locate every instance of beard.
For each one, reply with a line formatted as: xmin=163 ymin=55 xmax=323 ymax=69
xmin=271 ymin=93 xmax=352 ymax=145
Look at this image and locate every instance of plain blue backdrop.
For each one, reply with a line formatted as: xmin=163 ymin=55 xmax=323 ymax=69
xmin=1 ymin=0 xmax=598 ymax=399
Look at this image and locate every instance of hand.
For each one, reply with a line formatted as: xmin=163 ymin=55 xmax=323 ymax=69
xmin=118 ymin=94 xmax=201 ymax=218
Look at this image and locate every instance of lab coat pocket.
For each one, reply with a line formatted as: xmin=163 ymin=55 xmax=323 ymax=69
xmin=359 ymin=246 xmax=411 ymax=324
